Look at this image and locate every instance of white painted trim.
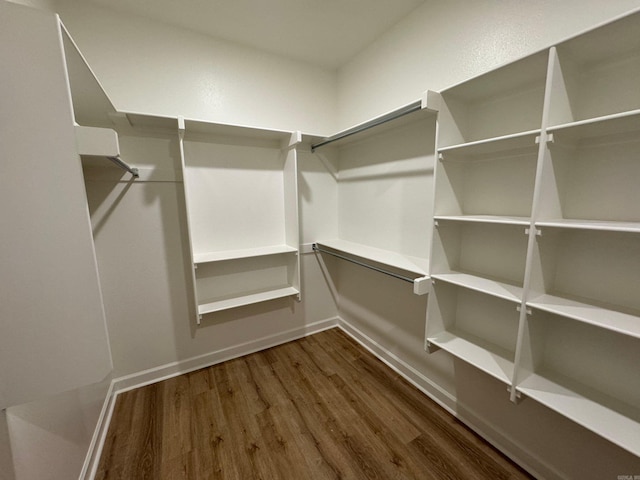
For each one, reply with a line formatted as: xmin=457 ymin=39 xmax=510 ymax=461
xmin=81 ymin=316 xmax=339 ymax=479
xmin=82 ymin=315 xmax=561 ymax=480
xmin=336 ymin=317 xmax=563 ymax=480
xmin=336 ymin=319 xmax=456 ymax=411
xmin=454 ymin=402 xmax=565 ymax=480
xmin=79 ymin=380 xmax=117 ymax=480
xmin=112 ymin=317 xmax=338 ymax=394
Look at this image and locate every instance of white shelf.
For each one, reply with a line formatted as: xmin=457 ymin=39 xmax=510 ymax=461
xmin=527 ymin=293 xmax=640 ymax=339
xmin=198 ymin=286 xmax=299 ymax=315
xmin=517 ymin=371 xmax=640 ymax=458
xmin=184 ymin=118 xmax=292 ymax=142
xmin=316 ymin=239 xmax=429 ymax=276
xmin=548 ymin=109 xmax=640 ymax=140
xmin=194 ymin=245 xmax=297 ymax=264
xmin=435 ymin=215 xmax=530 ymax=226
xmin=438 ymin=129 xmax=540 ymax=157
xmin=427 ymin=330 xmax=514 ymax=384
xmin=536 ymin=219 xmax=640 ymax=234
xmin=432 ymin=272 xmax=523 ymax=303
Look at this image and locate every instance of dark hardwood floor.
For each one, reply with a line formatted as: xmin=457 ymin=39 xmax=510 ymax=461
xmin=97 ymin=328 xmax=533 ymax=479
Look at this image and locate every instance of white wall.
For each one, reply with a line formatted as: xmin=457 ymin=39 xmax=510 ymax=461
xmin=5 ymin=378 xmax=111 ymax=480
xmin=84 ymin=174 xmax=338 ymax=378
xmin=337 ymin=0 xmax=640 ymax=129
xmin=53 ymin=0 xmax=337 ymax=135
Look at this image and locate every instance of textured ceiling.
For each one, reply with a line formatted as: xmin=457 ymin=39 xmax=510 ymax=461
xmin=83 ymin=0 xmax=426 ymax=69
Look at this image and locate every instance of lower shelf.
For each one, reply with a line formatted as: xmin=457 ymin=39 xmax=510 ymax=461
xmin=198 ymin=286 xmax=299 ymax=316
xmin=517 ymin=371 xmax=640 ymax=458
xmin=426 ymin=330 xmax=514 ymax=384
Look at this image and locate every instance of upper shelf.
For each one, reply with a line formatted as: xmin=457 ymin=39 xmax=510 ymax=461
xmin=536 ymin=219 xmax=640 ymax=234
xmin=435 ymin=51 xmax=548 ymax=148
xmin=547 ymin=109 xmax=640 ymax=142
xmin=438 ymin=130 xmax=540 ymax=158
xmin=309 ymin=97 xmax=437 ymax=152
xmin=315 ymin=239 xmax=429 ymax=277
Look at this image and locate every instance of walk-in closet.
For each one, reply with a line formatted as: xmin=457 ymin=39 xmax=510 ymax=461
xmin=2 ymin=0 xmax=640 ymax=478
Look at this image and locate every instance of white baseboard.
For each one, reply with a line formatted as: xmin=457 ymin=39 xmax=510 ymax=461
xmin=81 ymin=316 xmax=339 ymax=479
xmin=336 ymin=319 xmax=457 ymax=412
xmin=336 ymin=317 xmax=562 ymax=480
xmin=83 ymin=315 xmax=560 ymax=480
xmin=112 ymin=317 xmax=338 ymax=394
xmin=79 ymin=380 xmax=117 ymax=480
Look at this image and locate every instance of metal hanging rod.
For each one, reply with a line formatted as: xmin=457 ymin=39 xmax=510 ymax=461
xmin=311 ymin=100 xmax=423 ymax=152
xmin=107 ymin=156 xmax=139 ymax=177
xmin=312 ymin=243 xmax=414 ymax=284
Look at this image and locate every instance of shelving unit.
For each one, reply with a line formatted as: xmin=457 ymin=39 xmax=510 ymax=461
xmin=426 ymin=9 xmax=640 ymax=457
xmin=527 ymin=227 xmax=640 ymax=335
xmin=434 ymin=51 xmax=548 ymax=148
xmin=309 ymin=98 xmax=436 ymax=294
xmin=179 ymin=119 xmax=301 ymax=322
xmin=434 ymin=129 xmax=538 ymax=223
xmin=426 ymin=283 xmax=519 ymax=384
xmin=430 ymin=220 xmax=528 ymax=298
xmin=537 ymin=111 xmax=640 ymax=228
xmin=516 ymin=312 xmax=640 ymax=457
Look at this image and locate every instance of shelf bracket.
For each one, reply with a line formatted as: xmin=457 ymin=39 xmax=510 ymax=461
xmin=425 ymin=340 xmax=440 ymax=353
xmin=516 ymin=305 xmax=532 ymax=315
xmin=524 ymin=227 xmax=541 ymax=236
xmin=507 ymin=386 xmax=523 ymax=404
xmin=178 ymin=115 xmax=185 ymax=139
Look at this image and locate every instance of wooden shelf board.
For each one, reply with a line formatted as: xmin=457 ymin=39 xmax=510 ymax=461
xmin=198 ymin=286 xmax=299 ymax=315
xmin=438 ymin=130 xmax=540 ymax=157
xmin=536 ymin=219 xmax=640 ymax=234
xmin=427 ymin=330 xmax=514 ymax=384
xmin=548 ymin=109 xmax=640 ymax=140
xmin=432 ymin=272 xmax=523 ymax=303
xmin=194 ymin=245 xmax=297 ymax=264
xmin=517 ymin=371 xmax=640 ymax=458
xmin=435 ymin=215 xmax=531 ymax=227
xmin=316 ymin=239 xmax=429 ymax=276
xmin=527 ymin=293 xmax=640 ymax=339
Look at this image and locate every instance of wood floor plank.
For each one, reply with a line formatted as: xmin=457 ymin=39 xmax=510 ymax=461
xmin=97 ymin=328 xmax=533 ymax=480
